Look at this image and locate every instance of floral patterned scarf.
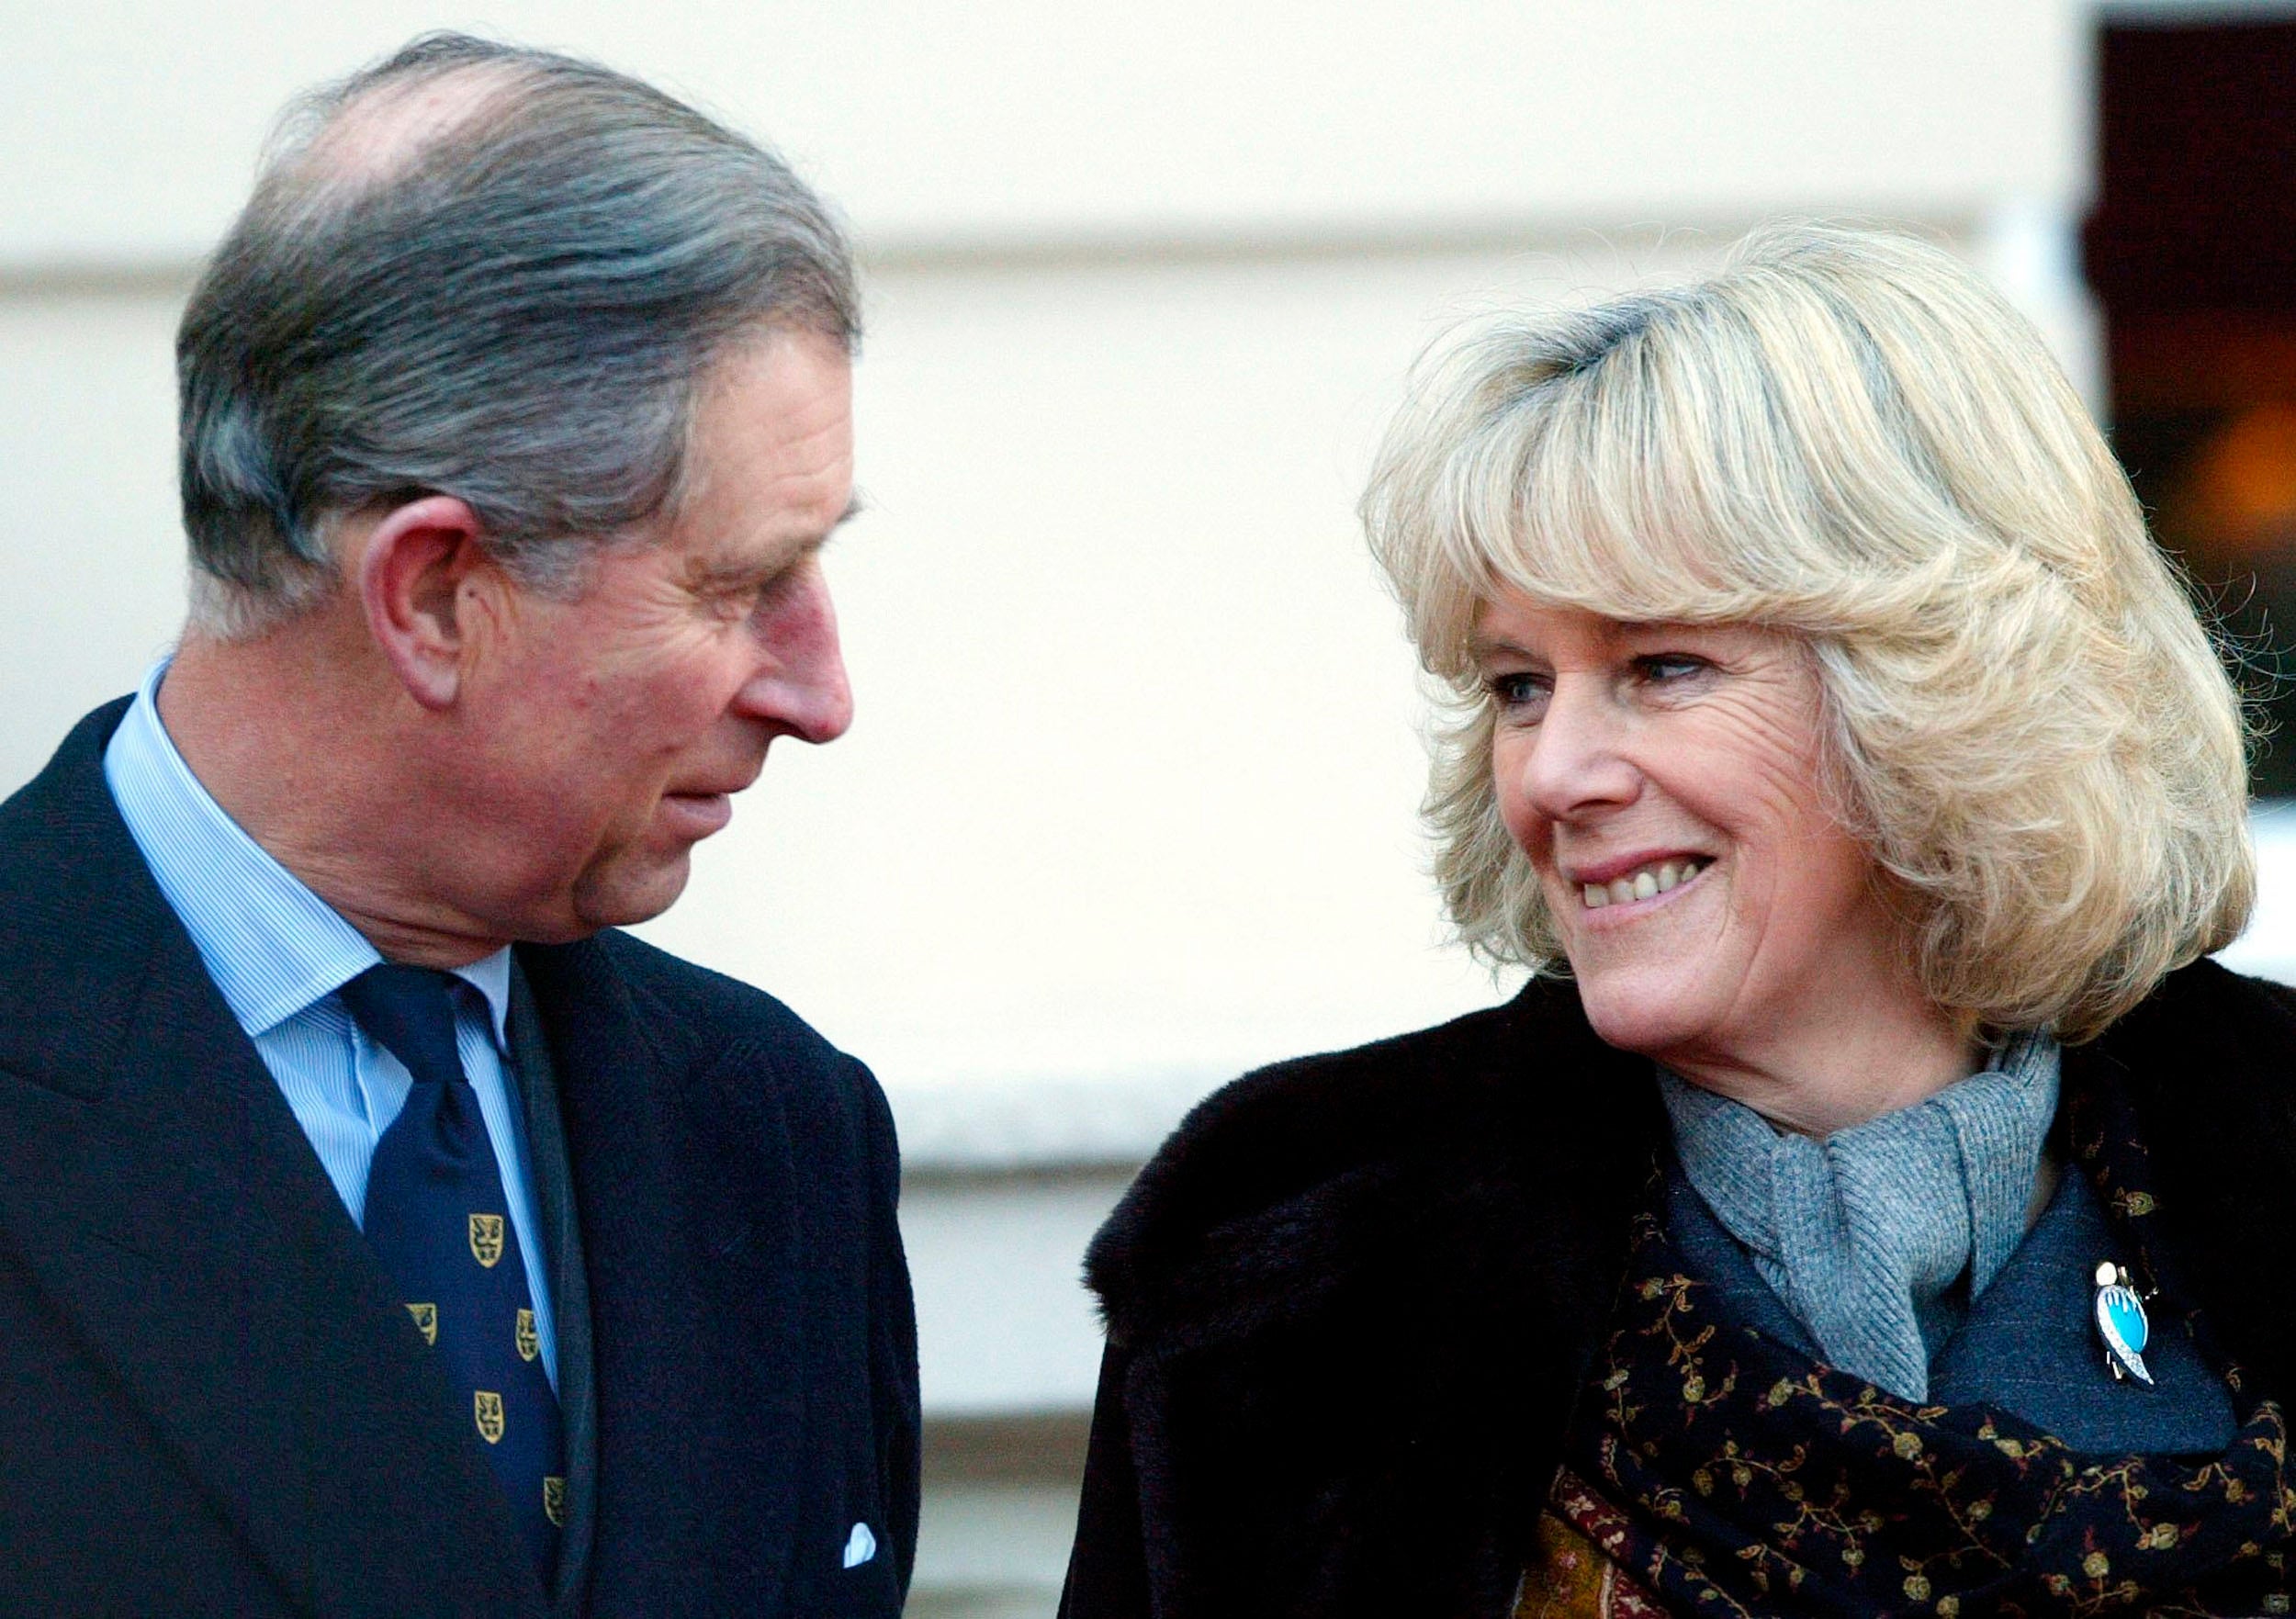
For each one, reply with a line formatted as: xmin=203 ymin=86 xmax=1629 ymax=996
xmin=1529 ymin=1076 xmax=2296 ymax=1617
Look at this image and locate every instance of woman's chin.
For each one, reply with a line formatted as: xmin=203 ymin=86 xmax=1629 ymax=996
xmin=1571 ymin=973 xmax=1716 ymax=1066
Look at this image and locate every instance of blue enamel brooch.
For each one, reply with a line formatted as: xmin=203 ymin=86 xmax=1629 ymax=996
xmin=2093 ymin=1261 xmax=2155 ymax=1387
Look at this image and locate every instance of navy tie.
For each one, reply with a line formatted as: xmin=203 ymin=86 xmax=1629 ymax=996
xmin=342 ymin=963 xmax=564 ymax=1578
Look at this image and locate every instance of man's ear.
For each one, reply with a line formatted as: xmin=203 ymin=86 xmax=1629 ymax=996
xmin=353 ymin=495 xmax=497 ymax=711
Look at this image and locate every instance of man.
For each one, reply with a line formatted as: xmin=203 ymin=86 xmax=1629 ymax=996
xmin=0 ymin=34 xmax=917 ymax=1616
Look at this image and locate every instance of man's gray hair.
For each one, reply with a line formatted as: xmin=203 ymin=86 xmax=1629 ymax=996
xmin=177 ymin=32 xmax=859 ymax=635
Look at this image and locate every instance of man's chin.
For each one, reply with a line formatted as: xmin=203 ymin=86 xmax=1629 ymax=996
xmin=563 ymin=854 xmax=695 ymax=938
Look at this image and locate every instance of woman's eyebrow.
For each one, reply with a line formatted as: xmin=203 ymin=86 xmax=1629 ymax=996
xmin=1466 ymin=633 xmax=1536 ymax=661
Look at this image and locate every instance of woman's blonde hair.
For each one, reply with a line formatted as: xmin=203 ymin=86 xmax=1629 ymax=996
xmin=1362 ymin=225 xmax=2253 ymax=1042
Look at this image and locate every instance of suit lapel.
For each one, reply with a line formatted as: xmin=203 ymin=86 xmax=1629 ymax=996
xmin=523 ymin=937 xmax=808 ymax=1616
xmin=507 ymin=963 xmax=600 ymax=1616
xmin=0 ymin=706 xmax=541 ymax=1615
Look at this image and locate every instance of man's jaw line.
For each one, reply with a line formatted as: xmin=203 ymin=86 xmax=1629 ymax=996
xmin=318 ymin=884 xmax=526 ymax=970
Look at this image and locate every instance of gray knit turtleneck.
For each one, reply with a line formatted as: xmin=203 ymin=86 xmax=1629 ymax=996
xmin=1660 ymin=1031 xmax=2060 ymax=1402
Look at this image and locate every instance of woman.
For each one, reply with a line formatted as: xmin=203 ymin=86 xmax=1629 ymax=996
xmin=1059 ymin=227 xmax=2296 ymax=1618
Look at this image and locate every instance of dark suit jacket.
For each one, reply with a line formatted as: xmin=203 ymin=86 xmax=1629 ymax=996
xmin=1058 ymin=962 xmax=2296 ymax=1618
xmin=0 ymin=701 xmax=919 ymax=1617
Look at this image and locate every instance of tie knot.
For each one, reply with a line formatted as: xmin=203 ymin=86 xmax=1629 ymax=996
xmin=339 ymin=962 xmax=468 ymax=1088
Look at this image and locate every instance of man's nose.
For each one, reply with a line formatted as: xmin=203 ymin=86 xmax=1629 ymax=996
xmin=1515 ymin=680 xmax=1638 ymax=819
xmin=738 ymin=569 xmax=854 ymax=745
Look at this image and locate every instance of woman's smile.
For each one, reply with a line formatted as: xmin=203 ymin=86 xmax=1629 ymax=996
xmin=1570 ymin=854 xmax=1709 ymax=912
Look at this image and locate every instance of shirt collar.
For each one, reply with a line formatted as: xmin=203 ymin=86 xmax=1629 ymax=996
xmin=102 ymin=656 xmax=512 ymax=1045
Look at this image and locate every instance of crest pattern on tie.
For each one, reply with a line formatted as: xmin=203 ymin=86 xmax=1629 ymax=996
xmin=342 ymin=963 xmax=563 ymax=1578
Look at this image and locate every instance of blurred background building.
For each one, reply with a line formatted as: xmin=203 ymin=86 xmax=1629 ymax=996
xmin=6 ymin=2 xmax=2295 ymax=1612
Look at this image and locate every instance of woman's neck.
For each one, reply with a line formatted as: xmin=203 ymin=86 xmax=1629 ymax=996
xmin=1660 ymin=997 xmax=1981 ymax=1139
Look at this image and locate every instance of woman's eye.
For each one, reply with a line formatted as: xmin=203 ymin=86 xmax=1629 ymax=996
xmin=1488 ymin=672 xmax=1549 ymax=711
xmin=1638 ymin=653 xmax=1708 ymax=683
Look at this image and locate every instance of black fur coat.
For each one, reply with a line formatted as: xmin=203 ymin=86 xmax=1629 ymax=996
xmin=1056 ymin=961 xmax=2296 ymax=1618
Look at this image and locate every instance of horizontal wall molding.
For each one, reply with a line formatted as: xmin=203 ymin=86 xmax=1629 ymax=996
xmin=0 ymin=208 xmax=2009 ymax=299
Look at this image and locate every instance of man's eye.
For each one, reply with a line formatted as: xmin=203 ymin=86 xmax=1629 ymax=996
xmin=708 ymin=578 xmax=774 ymax=620
xmin=743 ymin=568 xmax=808 ymax=620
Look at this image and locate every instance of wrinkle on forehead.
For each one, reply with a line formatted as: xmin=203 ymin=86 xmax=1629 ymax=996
xmin=292 ymin=62 xmax=531 ymax=194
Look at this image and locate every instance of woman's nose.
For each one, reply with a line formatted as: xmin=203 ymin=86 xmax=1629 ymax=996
xmin=1516 ymin=680 xmax=1640 ymax=820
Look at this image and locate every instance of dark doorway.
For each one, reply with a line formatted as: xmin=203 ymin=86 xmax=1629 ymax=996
xmin=2086 ymin=14 xmax=2296 ymax=793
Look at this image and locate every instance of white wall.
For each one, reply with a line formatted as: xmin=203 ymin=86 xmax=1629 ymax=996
xmin=6 ymin=1 xmax=2082 ymax=264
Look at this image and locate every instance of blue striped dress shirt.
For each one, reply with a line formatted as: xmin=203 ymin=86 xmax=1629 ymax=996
xmin=103 ymin=658 xmax=557 ymax=1389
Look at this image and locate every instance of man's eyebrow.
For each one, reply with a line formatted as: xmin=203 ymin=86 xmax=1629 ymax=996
xmin=686 ymin=494 xmax=868 ymax=591
xmin=780 ymin=491 xmax=864 ymax=559
xmin=790 ymin=491 xmax=864 ymax=559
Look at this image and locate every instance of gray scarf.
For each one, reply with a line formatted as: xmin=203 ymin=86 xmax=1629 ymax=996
xmin=1660 ymin=1031 xmax=2059 ymax=1401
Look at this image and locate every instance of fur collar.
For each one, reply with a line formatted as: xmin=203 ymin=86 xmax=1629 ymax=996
xmin=1082 ymin=977 xmax=1662 ymax=1615
xmin=1087 ymin=977 xmax=1656 ymax=1353
xmin=1077 ymin=961 xmax=2296 ymax=1617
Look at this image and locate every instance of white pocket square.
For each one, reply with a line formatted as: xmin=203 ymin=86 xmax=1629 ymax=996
xmin=842 ymin=1521 xmax=877 ymax=1568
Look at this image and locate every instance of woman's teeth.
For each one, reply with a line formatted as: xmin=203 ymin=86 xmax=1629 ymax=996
xmin=1581 ymin=858 xmax=1705 ymax=909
